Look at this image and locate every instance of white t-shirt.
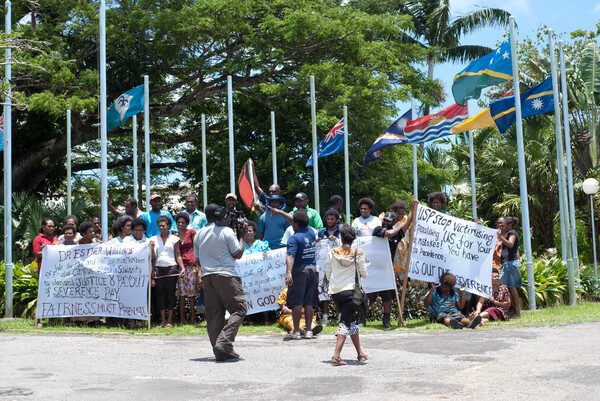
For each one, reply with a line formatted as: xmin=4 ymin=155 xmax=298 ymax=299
xmin=352 ymin=215 xmax=381 ymax=237
xmin=280 ymin=225 xmax=319 ymax=245
xmin=152 ymin=234 xmax=179 ymax=267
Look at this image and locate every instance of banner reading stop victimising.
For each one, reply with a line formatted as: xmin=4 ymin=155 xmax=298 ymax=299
xmin=36 ymin=243 xmax=151 ymax=319
xmin=408 ymin=205 xmax=496 ymax=297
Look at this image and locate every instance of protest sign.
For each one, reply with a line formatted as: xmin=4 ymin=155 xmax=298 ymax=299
xmin=237 ymin=236 xmax=395 ymax=315
xmin=408 ymin=204 xmax=496 ymax=297
xmin=36 ymin=243 xmax=151 ymax=319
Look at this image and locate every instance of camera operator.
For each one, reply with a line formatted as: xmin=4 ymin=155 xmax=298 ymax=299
xmin=193 ymin=203 xmax=247 ymax=362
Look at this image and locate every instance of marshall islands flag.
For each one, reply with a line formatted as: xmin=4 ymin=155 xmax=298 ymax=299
xmin=364 ymin=109 xmax=412 ymax=163
xmin=403 ymin=104 xmax=468 ymax=144
xmin=452 ymin=36 xmax=512 ymax=106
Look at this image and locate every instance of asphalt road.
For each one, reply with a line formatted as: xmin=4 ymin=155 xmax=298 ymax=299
xmin=1 ymin=322 xmax=599 ymax=400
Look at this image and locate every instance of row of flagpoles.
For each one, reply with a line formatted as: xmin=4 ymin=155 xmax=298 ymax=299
xmin=2 ymin=6 xmax=581 ymax=315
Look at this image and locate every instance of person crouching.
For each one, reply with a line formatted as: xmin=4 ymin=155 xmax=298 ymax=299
xmin=424 ymin=272 xmax=482 ymax=329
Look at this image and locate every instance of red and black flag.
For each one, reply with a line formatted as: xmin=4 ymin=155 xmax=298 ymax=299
xmin=238 ymin=159 xmax=258 ymax=214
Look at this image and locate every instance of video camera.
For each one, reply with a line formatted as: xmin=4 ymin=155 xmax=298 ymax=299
xmin=214 ymin=206 xmax=248 ymax=233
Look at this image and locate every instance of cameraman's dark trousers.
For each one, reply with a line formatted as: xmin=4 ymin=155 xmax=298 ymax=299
xmin=203 ymin=274 xmax=247 ymax=352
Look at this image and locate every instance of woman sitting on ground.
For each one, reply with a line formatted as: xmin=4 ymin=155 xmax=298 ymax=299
xmin=425 ymin=272 xmax=482 ymax=329
xmin=471 ymin=268 xmax=511 ymax=324
xmin=325 ymin=224 xmax=368 ymax=365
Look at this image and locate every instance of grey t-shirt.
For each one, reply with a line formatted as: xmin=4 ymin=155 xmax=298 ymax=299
xmin=193 ymin=223 xmax=241 ymax=277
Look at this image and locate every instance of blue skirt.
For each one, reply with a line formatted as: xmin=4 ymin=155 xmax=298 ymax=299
xmin=500 ymin=259 xmax=522 ymax=288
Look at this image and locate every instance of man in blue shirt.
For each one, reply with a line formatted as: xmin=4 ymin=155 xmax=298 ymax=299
xmin=259 ymin=195 xmax=290 ymax=250
xmin=318 ymin=209 xmax=342 ymax=241
xmin=182 ymin=193 xmax=207 ymax=231
xmin=141 ymin=194 xmax=177 ymax=237
xmin=285 ymin=210 xmax=318 ymax=340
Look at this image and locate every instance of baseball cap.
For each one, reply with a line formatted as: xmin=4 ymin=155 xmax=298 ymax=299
xmin=294 ymin=192 xmax=308 ymax=201
xmin=225 ymin=193 xmax=237 ymax=200
xmin=382 ymin=212 xmax=397 ymax=221
xmin=149 ymin=194 xmax=161 ymax=201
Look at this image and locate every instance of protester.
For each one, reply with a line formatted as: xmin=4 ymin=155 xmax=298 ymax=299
xmin=352 ymin=198 xmax=381 ymax=236
xmin=58 ymin=215 xmax=83 ymax=243
xmin=182 ymin=193 xmax=207 ymax=231
xmin=225 ymin=193 xmax=238 ymax=211
xmin=291 ymin=192 xmax=323 ymax=230
xmin=472 ymin=268 xmax=512 ymax=324
xmin=109 ymin=216 xmax=133 ymax=244
xmin=390 ymin=200 xmax=408 ymax=227
xmin=369 ymin=200 xmax=417 ymax=328
xmin=497 ymin=216 xmax=522 ymax=318
xmin=194 ymin=203 xmax=247 ymax=362
xmin=424 ymin=272 xmax=482 ymax=329
xmin=108 ymin=195 xmax=143 ymax=219
xmin=174 ymin=212 xmax=199 ymax=325
xmin=325 ymin=224 xmax=368 ymax=365
xmin=284 ymin=210 xmax=319 ymax=340
xmin=329 ymin=195 xmax=343 ymax=215
xmin=91 ymin=216 xmax=106 ymax=241
xmin=141 ymin=194 xmax=177 ymax=237
xmin=277 ymin=288 xmax=322 ymax=335
xmin=60 ymin=224 xmax=78 ymax=246
xmin=78 ymin=221 xmax=96 ymax=245
xmin=427 ymin=192 xmax=448 ymax=214
xmin=151 ymin=215 xmax=185 ymax=328
xmin=258 ymin=195 xmax=291 ymax=250
xmin=244 ymin=221 xmax=270 ymax=254
xmin=32 ymin=218 xmax=60 ymax=274
xmin=250 ymin=159 xmax=283 ymax=210
xmin=317 ymin=208 xmax=342 ymax=326
xmin=130 ymin=218 xmax=149 ymax=243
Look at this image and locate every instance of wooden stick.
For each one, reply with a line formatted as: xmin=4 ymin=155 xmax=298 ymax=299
xmin=398 ymin=200 xmax=419 ymax=327
xmin=147 ymin=250 xmax=152 ymax=331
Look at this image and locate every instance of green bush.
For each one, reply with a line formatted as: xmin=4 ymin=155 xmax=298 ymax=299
xmin=580 ymin=265 xmax=600 ymax=301
xmin=0 ymin=261 xmax=39 ymax=318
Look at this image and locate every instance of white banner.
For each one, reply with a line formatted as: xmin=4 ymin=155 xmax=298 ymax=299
xmin=36 ymin=243 xmax=151 ymax=319
xmin=237 ymin=236 xmax=396 ymax=315
xmin=408 ymin=204 xmax=496 ymax=297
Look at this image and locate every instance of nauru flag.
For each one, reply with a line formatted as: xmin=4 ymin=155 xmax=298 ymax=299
xmin=403 ymin=103 xmax=468 ymax=144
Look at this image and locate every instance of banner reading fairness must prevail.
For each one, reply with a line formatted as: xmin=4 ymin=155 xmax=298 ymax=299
xmin=408 ymin=205 xmax=496 ymax=297
xmin=36 ymin=243 xmax=151 ymax=319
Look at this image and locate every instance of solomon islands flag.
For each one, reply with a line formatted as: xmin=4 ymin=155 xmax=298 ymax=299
xmin=403 ymin=104 xmax=468 ymax=144
xmin=364 ymin=109 xmax=412 ymax=163
xmin=306 ymin=118 xmax=345 ymax=167
xmin=107 ymin=84 xmax=145 ymax=131
xmin=452 ymin=36 xmax=512 ymax=106
xmin=489 ymin=76 xmax=554 ymax=134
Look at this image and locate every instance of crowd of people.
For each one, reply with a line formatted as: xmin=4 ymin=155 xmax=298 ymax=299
xmin=31 ymin=171 xmax=524 ymax=363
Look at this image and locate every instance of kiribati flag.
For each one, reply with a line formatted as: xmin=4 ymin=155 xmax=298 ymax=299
xmin=306 ymin=118 xmax=345 ymax=167
xmin=364 ymin=109 xmax=412 ymax=163
xmin=403 ymin=104 xmax=468 ymax=144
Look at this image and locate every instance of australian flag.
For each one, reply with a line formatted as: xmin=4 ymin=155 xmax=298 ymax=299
xmin=364 ymin=109 xmax=412 ymax=163
xmin=306 ymin=118 xmax=345 ymax=167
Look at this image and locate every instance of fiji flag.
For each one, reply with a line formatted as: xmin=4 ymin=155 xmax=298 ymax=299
xmin=490 ymin=76 xmax=554 ymax=134
xmin=403 ymin=104 xmax=468 ymax=144
xmin=365 ymin=109 xmax=412 ymax=163
xmin=107 ymin=84 xmax=145 ymax=131
xmin=306 ymin=118 xmax=345 ymax=167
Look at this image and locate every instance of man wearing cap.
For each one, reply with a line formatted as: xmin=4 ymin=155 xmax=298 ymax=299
xmin=140 ymin=194 xmax=177 ymax=237
xmin=291 ymin=192 xmax=323 ymax=230
xmin=370 ymin=200 xmax=417 ymax=328
xmin=259 ymin=195 xmax=291 ymax=250
xmin=182 ymin=193 xmax=207 ymax=231
xmin=225 ymin=193 xmax=238 ymax=211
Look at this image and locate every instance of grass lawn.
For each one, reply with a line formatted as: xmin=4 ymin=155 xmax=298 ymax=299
xmin=2 ymin=301 xmax=600 ymax=336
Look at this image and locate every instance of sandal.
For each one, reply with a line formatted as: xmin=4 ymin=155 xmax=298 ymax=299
xmin=357 ymin=353 xmax=369 ymax=362
xmin=331 ymin=356 xmax=347 ymax=366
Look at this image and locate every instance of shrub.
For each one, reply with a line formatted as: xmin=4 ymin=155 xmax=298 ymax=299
xmin=0 ymin=261 xmax=39 ymax=318
xmin=580 ymin=265 xmax=600 ymax=301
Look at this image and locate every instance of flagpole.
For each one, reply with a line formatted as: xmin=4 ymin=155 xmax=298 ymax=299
xmin=4 ymin=0 xmax=13 ymax=318
xmin=310 ymin=75 xmax=320 ymax=214
xmin=67 ymin=109 xmax=72 ymax=215
xmin=549 ymin=30 xmax=574 ymax=304
xmin=144 ymin=75 xmax=150 ymax=211
xmin=467 ymin=101 xmax=477 ymax=219
xmin=132 ymin=115 xmax=138 ymax=201
xmin=271 ymin=111 xmax=277 ymax=185
xmin=560 ymin=40 xmax=579 ymax=301
xmin=411 ymin=99 xmax=418 ymax=199
xmin=510 ymin=17 xmax=535 ymax=310
xmin=227 ymin=75 xmax=235 ymax=194
xmin=99 ymin=0 xmax=108 ymax=242
xmin=343 ymin=106 xmax=350 ymax=224
xmin=202 ymin=114 xmax=207 ymax=209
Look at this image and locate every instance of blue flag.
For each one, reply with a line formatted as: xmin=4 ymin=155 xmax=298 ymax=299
xmin=0 ymin=114 xmax=3 ymax=152
xmin=490 ymin=76 xmax=554 ymax=134
xmin=306 ymin=119 xmax=345 ymax=167
xmin=452 ymin=35 xmax=513 ymax=106
xmin=364 ymin=109 xmax=412 ymax=163
xmin=107 ymin=84 xmax=145 ymax=131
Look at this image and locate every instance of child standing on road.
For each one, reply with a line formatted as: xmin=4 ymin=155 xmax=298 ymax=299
xmin=425 ymin=272 xmax=482 ymax=329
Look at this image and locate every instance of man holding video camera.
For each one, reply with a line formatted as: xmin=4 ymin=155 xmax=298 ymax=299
xmin=194 ymin=203 xmax=247 ymax=362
